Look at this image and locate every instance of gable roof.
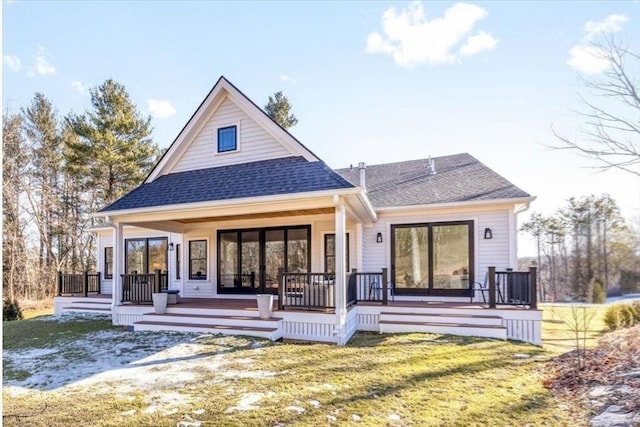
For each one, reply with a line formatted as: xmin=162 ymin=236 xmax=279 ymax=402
xmin=100 ymin=156 xmax=354 ymax=212
xmin=145 ymin=76 xmax=321 ymax=183
xmin=336 ymin=153 xmax=531 ymax=208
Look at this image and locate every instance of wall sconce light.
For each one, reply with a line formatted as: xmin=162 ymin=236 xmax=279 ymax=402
xmin=376 ymin=232 xmax=383 ymax=243
xmin=484 ymin=228 xmax=493 ymax=240
xmin=168 ymin=242 xmax=175 ymax=251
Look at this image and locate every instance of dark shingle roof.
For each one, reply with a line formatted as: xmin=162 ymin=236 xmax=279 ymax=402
xmin=101 ymin=156 xmax=354 ymax=212
xmin=336 ymin=153 xmax=530 ymax=208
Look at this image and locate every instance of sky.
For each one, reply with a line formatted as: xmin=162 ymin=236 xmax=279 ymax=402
xmin=3 ymin=1 xmax=640 ymax=256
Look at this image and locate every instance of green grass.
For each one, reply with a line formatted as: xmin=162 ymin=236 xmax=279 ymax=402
xmin=540 ymin=303 xmax=607 ymax=354
xmin=2 ymin=314 xmax=588 ymax=427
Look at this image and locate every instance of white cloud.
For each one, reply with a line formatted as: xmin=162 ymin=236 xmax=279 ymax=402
xmin=460 ymin=31 xmax=498 ymax=56
xmin=567 ymin=45 xmax=611 ymax=74
xmin=3 ymin=55 xmax=21 ymax=72
xmin=365 ymin=1 xmax=497 ymax=67
xmin=584 ymin=14 xmax=628 ymax=40
xmin=71 ymin=80 xmax=87 ymax=94
xmin=147 ymin=99 xmax=176 ymax=119
xmin=27 ymin=46 xmax=56 ymax=76
xmin=567 ymin=14 xmax=627 ymax=74
xmin=280 ymin=74 xmax=297 ymax=85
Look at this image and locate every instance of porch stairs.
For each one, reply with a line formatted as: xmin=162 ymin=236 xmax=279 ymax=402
xmin=378 ymin=310 xmax=507 ymax=340
xmin=60 ymin=297 xmax=112 ymax=314
xmin=133 ymin=307 xmax=283 ymax=341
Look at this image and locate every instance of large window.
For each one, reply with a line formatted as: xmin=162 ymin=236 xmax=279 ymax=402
xmin=392 ymin=221 xmax=473 ymax=296
xmin=189 ymin=240 xmax=208 ymax=280
xmin=125 ymin=238 xmax=168 ymax=275
xmin=104 ymin=247 xmax=113 ymax=279
xmin=218 ymin=226 xmax=310 ymax=294
xmin=217 ymin=125 xmax=237 ymax=153
xmin=324 ymin=233 xmax=350 ymax=273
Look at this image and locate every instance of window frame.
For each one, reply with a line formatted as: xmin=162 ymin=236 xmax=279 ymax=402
xmin=104 ymin=247 xmax=113 ymax=279
xmin=188 ymin=239 xmax=208 ymax=281
xmin=217 ymin=125 xmax=238 ymax=153
xmin=124 ymin=237 xmax=168 ymax=275
xmin=390 ymin=220 xmax=474 ymax=297
xmin=176 ymin=243 xmax=181 ymax=280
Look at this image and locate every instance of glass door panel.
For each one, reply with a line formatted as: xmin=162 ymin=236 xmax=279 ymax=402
xmin=240 ymin=231 xmax=260 ymax=290
xmin=219 ymin=232 xmax=238 ymax=289
xmin=148 ymin=238 xmax=168 ymax=273
xmin=393 ymin=226 xmax=429 ymax=290
xmin=126 ymin=239 xmax=146 ymax=274
xmin=287 ymin=228 xmax=309 ymax=273
xmin=432 ymin=224 xmax=470 ymax=290
xmin=264 ymin=230 xmax=285 ymax=292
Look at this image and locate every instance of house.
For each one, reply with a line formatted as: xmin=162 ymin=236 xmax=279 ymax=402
xmin=54 ymin=76 xmax=541 ymax=345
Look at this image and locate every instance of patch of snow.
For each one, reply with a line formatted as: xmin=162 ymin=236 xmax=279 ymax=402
xmin=513 ymin=353 xmax=531 ymax=359
xmin=326 ymin=414 xmax=336 ymax=421
xmin=192 ymin=409 xmax=205 ymax=415
xmin=225 ymin=392 xmax=267 ymax=413
xmin=120 ymin=409 xmax=136 ymax=416
xmin=286 ymin=406 xmax=305 ymax=414
xmin=388 ymin=414 xmax=401 ymax=421
xmin=309 ymin=399 xmax=321 ymax=408
xmin=352 ymin=414 xmax=362 ymax=422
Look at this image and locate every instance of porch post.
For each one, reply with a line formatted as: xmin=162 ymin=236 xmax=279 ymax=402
xmin=334 ymin=199 xmax=347 ymax=344
xmin=111 ymin=221 xmax=124 ymax=313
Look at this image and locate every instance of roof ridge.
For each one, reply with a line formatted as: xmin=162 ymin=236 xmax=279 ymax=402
xmin=335 ymin=153 xmax=472 ymax=171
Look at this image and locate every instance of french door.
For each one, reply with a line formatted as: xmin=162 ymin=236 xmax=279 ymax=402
xmin=391 ymin=221 xmax=473 ymax=297
xmin=218 ymin=226 xmax=310 ymax=294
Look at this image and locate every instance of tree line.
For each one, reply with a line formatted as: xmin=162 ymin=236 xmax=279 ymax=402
xmin=521 ymin=194 xmax=640 ymax=303
xmin=3 ymin=80 xmax=298 ymax=304
xmin=3 ymin=80 xmax=160 ymax=302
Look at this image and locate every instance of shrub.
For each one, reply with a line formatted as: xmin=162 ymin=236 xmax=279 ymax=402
xmin=3 ymin=299 xmax=23 ymax=321
xmin=620 ymin=304 xmax=636 ymax=328
xmin=631 ymin=301 xmax=640 ymax=323
xmin=603 ymin=305 xmax=622 ymax=330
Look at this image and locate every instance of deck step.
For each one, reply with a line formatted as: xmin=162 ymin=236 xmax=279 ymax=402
xmin=380 ymin=311 xmax=503 ymax=326
xmin=133 ymin=320 xmax=282 ymax=341
xmin=62 ymin=306 xmax=111 ymax=312
xmin=379 ymin=319 xmax=507 ymax=340
xmin=141 ymin=312 xmax=283 ymax=328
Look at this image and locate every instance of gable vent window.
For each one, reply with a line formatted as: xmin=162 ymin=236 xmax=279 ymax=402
xmin=217 ymin=125 xmax=237 ymax=153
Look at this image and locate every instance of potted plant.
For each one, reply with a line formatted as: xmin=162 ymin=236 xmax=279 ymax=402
xmin=152 ymin=292 xmax=168 ymax=314
xmin=256 ymin=294 xmax=273 ymax=320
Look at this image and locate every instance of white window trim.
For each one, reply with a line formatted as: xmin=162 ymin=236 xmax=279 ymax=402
xmin=214 ymin=121 xmax=241 ymax=155
xmin=321 ymin=230 xmax=352 ymax=273
xmin=186 ymin=237 xmax=211 ymax=283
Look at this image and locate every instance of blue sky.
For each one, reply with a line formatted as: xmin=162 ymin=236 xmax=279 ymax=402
xmin=3 ymin=1 xmax=639 ymax=255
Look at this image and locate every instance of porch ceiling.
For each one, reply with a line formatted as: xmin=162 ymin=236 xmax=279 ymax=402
xmin=175 ymin=207 xmax=334 ymax=223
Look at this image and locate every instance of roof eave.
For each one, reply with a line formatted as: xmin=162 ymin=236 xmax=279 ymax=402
xmin=374 ymin=196 xmax=536 ymax=213
xmin=94 ymin=187 xmax=360 ymax=219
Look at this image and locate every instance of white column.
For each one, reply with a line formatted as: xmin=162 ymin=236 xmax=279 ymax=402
xmin=334 ymin=201 xmax=347 ymax=344
xmin=111 ymin=221 xmax=124 ymax=314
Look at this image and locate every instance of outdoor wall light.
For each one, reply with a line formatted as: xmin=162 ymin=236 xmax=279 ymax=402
xmin=376 ymin=232 xmax=383 ymax=243
xmin=168 ymin=242 xmax=175 ymax=251
xmin=484 ymin=228 xmax=493 ymax=239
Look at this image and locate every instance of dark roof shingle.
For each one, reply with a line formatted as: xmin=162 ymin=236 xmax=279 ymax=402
xmin=336 ymin=153 xmax=530 ymax=208
xmin=101 ymin=156 xmax=354 ymax=212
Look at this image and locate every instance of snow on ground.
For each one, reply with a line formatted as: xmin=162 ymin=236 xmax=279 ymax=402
xmin=3 ymin=316 xmax=277 ymax=415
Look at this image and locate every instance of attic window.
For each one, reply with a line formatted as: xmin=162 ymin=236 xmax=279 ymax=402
xmin=217 ymin=126 xmax=237 ymax=153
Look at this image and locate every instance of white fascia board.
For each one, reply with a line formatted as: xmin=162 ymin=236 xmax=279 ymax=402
xmin=375 ymin=197 xmax=537 ymax=214
xmin=93 ymin=187 xmax=362 ymax=219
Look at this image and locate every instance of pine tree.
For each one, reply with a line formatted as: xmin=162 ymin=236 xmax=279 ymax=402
xmin=66 ymin=79 xmax=159 ymax=207
xmin=264 ymin=91 xmax=298 ymax=129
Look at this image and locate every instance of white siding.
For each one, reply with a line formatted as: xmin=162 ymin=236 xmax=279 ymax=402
xmin=171 ymin=96 xmax=293 ymax=173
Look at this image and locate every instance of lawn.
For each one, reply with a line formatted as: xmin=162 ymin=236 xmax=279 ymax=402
xmin=2 ymin=307 xmax=606 ymax=427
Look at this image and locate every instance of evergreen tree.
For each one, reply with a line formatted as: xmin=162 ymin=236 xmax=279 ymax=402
xmin=66 ymin=79 xmax=159 ymax=207
xmin=264 ymin=91 xmax=298 ymax=129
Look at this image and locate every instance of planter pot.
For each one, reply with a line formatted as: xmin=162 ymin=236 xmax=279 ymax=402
xmin=256 ymin=294 xmax=274 ymax=320
xmin=152 ymin=292 xmax=168 ymax=314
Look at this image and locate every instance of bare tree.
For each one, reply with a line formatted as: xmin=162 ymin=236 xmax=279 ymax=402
xmin=552 ymin=35 xmax=639 ymax=176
